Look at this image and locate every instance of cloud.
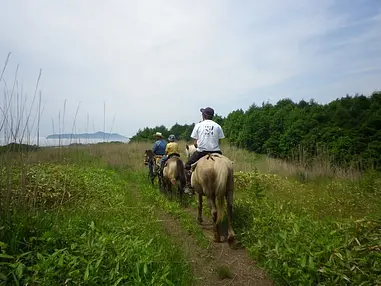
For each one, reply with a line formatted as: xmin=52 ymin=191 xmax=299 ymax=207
xmin=0 ymin=0 xmax=380 ymax=137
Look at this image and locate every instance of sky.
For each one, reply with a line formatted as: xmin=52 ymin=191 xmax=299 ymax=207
xmin=1 ymin=0 xmax=380 ymax=138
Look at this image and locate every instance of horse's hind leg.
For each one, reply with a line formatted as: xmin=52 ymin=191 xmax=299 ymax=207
xmin=177 ymin=182 xmax=183 ymax=203
xmin=150 ymin=174 xmax=155 ymax=185
xmin=208 ymin=194 xmax=221 ymax=243
xmin=165 ymin=179 xmax=171 ymax=196
xmin=158 ymin=173 xmax=162 ymax=189
xmin=226 ymin=182 xmax=236 ymax=247
xmin=197 ymin=193 xmax=203 ymax=224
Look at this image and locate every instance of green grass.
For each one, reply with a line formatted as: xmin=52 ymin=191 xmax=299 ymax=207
xmin=233 ymin=170 xmax=381 ymax=285
xmin=121 ymin=171 xmax=211 ymax=250
xmin=2 ymin=143 xmax=381 ymax=285
xmin=0 ymin=162 xmax=193 ymax=285
xmin=234 ymin=169 xmax=381 ymax=220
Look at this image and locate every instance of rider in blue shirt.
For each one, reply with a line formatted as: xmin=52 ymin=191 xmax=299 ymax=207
xmin=149 ymin=132 xmax=167 ymax=177
xmin=152 ymin=132 xmax=167 ymax=155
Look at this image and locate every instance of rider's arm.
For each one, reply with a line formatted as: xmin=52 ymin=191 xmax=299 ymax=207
xmin=218 ymin=126 xmax=225 ymax=139
xmin=193 ymin=139 xmax=198 ymax=148
xmin=152 ymin=141 xmax=158 ymax=153
xmin=191 ymin=124 xmax=199 ymax=148
xmin=218 ymin=126 xmax=225 ymax=147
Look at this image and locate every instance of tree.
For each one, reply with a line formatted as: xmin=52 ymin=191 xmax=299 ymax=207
xmin=130 ymin=91 xmax=381 ymax=170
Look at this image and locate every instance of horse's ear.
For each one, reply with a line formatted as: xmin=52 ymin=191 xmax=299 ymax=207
xmin=186 ymin=145 xmax=189 ymax=150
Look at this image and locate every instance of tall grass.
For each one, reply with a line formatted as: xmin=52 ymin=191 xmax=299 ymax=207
xmin=3 ymin=131 xmax=381 ymax=284
xmin=0 ymin=163 xmax=193 ymax=285
xmin=0 ymin=55 xmax=193 ymax=284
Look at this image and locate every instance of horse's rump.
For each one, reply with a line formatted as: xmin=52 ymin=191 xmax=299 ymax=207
xmin=191 ymin=154 xmax=233 ymax=192
xmin=163 ymin=156 xmax=186 ymax=187
xmin=191 ymin=153 xmax=233 ymax=222
xmin=190 ymin=152 xmax=236 ymax=246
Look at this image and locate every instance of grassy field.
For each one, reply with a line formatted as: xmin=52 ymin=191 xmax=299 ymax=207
xmin=1 ymin=140 xmax=381 ymax=285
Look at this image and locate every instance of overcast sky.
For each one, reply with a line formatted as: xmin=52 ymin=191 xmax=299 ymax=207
xmin=1 ymin=0 xmax=380 ymax=138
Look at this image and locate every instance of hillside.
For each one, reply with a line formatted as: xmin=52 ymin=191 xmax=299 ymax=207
xmin=46 ymin=131 xmax=129 ymax=140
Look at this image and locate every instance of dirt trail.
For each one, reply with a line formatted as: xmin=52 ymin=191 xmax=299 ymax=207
xmin=130 ymin=181 xmax=272 ymax=285
xmin=182 ymin=205 xmax=273 ymax=286
xmin=155 ymin=197 xmax=272 ymax=285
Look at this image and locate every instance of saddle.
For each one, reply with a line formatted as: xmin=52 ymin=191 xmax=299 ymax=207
xmin=154 ymin=155 xmax=163 ymax=167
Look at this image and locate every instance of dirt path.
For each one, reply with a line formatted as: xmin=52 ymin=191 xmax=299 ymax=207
xmin=181 ymin=205 xmax=273 ymax=286
xmin=130 ymin=180 xmax=273 ymax=285
xmin=154 ymin=197 xmax=273 ymax=285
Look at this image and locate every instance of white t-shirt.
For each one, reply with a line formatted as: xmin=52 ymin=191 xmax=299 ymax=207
xmin=191 ymin=120 xmax=225 ymax=152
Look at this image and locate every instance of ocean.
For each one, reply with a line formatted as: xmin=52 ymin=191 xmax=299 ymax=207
xmin=0 ymin=137 xmax=130 ymax=147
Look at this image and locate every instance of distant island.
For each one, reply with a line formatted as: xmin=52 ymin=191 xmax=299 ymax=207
xmin=46 ymin=131 xmax=129 ymax=140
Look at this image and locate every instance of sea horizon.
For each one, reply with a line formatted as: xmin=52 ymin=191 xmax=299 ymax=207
xmin=0 ymin=137 xmax=130 ymax=147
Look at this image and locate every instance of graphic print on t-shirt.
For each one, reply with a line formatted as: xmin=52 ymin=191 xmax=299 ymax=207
xmin=203 ymin=124 xmax=214 ymax=136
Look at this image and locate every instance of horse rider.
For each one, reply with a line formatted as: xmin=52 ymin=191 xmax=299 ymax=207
xmin=184 ymin=107 xmax=225 ymax=194
xmin=149 ymin=132 xmax=167 ymax=177
xmin=159 ymin=134 xmax=181 ymax=176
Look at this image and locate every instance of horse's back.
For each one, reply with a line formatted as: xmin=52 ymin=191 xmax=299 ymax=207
xmin=191 ymin=154 xmax=233 ymax=197
xmin=193 ymin=153 xmax=233 ymax=182
xmin=192 ymin=153 xmax=233 ymax=170
xmin=164 ymin=156 xmax=183 ymax=175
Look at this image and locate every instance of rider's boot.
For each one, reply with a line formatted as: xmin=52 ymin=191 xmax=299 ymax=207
xmin=161 ymin=160 xmax=166 ymax=173
xmin=184 ymin=170 xmax=194 ymax=195
xmin=160 ymin=164 xmax=164 ymax=177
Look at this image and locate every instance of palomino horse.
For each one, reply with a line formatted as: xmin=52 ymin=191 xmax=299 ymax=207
xmin=162 ymin=155 xmax=186 ymax=199
xmin=190 ymin=153 xmax=236 ymax=248
xmin=185 ymin=144 xmax=196 ymax=158
xmin=144 ymin=149 xmax=163 ymax=186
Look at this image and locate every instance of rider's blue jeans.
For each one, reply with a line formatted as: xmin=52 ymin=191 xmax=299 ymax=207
xmin=160 ymin=155 xmax=168 ymax=166
xmin=148 ymin=161 xmax=154 ymax=176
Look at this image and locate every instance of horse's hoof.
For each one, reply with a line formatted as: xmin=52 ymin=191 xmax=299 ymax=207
xmin=214 ymin=235 xmax=221 ymax=243
xmin=228 ymin=236 xmax=237 ymax=249
xmin=184 ymin=188 xmax=194 ymax=197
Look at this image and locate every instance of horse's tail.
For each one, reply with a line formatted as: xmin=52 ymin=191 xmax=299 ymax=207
xmin=176 ymin=159 xmax=186 ymax=189
xmin=215 ymin=159 xmax=231 ymax=224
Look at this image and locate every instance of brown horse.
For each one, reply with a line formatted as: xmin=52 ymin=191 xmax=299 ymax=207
xmin=162 ymin=155 xmax=186 ymax=198
xmin=144 ymin=149 xmax=163 ymax=186
xmin=190 ymin=153 xmax=236 ymax=247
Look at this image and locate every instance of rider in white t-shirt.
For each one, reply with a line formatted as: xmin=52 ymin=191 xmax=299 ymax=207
xmin=184 ymin=107 xmax=225 ymax=194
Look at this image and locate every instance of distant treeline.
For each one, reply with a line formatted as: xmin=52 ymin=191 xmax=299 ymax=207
xmin=130 ymin=91 xmax=381 ymax=170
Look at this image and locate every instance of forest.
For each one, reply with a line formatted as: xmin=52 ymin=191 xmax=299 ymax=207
xmin=130 ymin=91 xmax=381 ymax=171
